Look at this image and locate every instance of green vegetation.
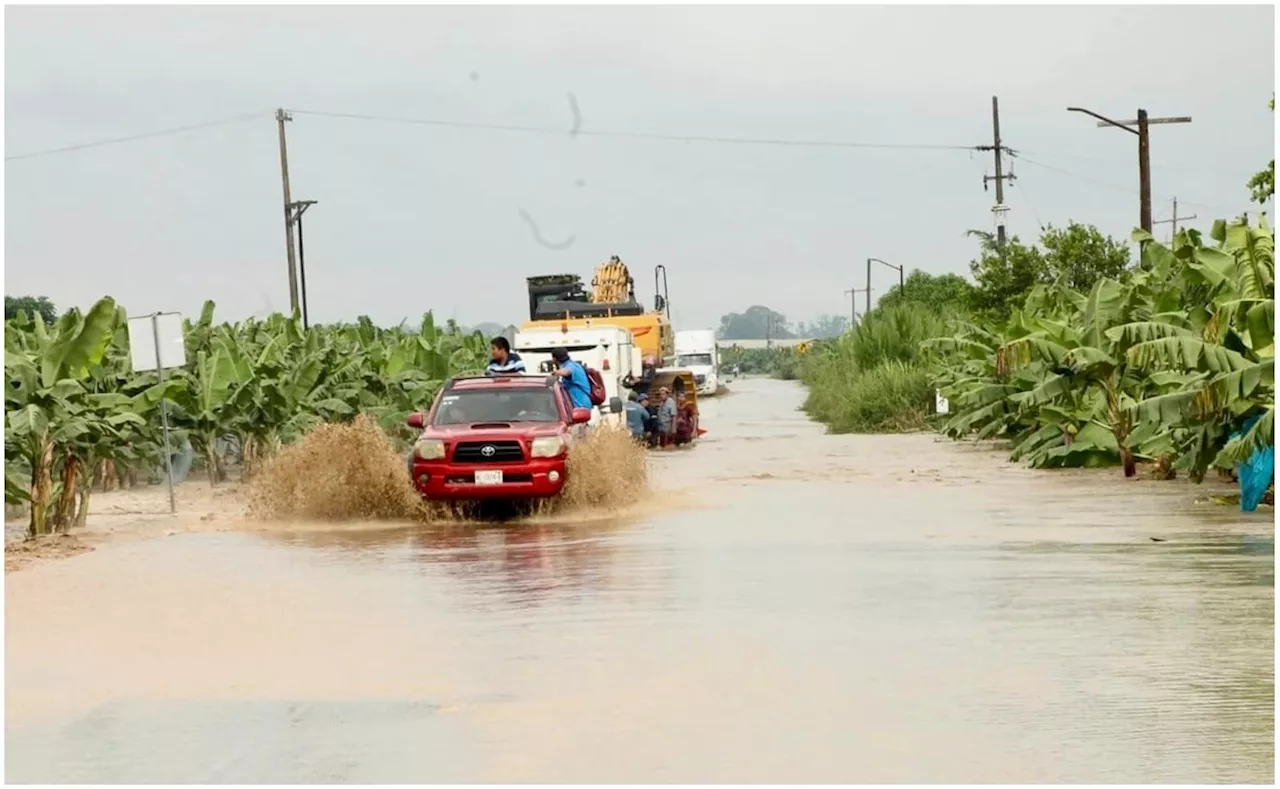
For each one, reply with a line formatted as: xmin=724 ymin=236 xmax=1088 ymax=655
xmin=717 ymin=307 xmax=848 ymax=341
xmin=793 ymin=315 xmax=850 ymax=339
xmin=876 ymin=271 xmax=975 ymax=313
xmin=719 ymin=345 xmax=804 ymax=378
xmin=5 ymin=300 xmax=488 ymax=537
xmin=5 ymin=295 xmax=58 ymax=325
xmin=799 ymin=214 xmax=1275 ymax=484
xmin=718 ymin=306 xmax=795 ymax=340
xmin=932 ymin=218 xmax=1273 ymax=477
xmin=800 ymin=303 xmax=952 ymax=432
xmin=967 ymin=221 xmax=1131 ymax=318
xmin=1246 ymin=95 xmax=1274 ymax=206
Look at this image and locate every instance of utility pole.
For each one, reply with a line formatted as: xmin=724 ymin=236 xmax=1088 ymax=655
xmin=978 ymin=96 xmax=1016 ymax=246
xmin=1153 ymin=197 xmax=1196 ymax=243
xmin=1067 ymin=106 xmax=1192 ymax=235
xmin=865 ymin=258 xmax=872 ymax=316
xmin=276 ymin=108 xmax=300 ymax=313
xmin=845 ymin=287 xmax=869 ymax=327
xmin=290 ymin=200 xmax=318 ymax=329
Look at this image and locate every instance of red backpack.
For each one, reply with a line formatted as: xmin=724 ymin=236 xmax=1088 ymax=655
xmin=585 ymin=366 xmax=607 ymax=406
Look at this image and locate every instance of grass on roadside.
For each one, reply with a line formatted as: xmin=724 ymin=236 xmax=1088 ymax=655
xmin=800 ymin=303 xmax=952 ymax=434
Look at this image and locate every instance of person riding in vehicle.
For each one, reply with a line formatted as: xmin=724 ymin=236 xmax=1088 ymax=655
xmin=486 ymin=337 xmax=526 ymax=375
xmin=551 ymin=347 xmax=593 ymax=410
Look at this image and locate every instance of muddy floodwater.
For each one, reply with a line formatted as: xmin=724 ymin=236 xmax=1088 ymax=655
xmin=5 ymin=379 xmax=1274 ymax=783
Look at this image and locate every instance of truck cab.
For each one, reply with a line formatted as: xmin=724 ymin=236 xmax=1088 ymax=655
xmin=514 ymin=325 xmax=635 ymax=428
xmin=406 ymin=375 xmax=591 ymax=501
xmin=675 ymin=329 xmax=720 ymax=397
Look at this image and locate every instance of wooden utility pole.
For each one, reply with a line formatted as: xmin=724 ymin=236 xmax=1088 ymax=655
xmin=844 ymin=287 xmax=869 ymax=327
xmin=1067 ymin=106 xmax=1192 ymax=235
xmin=1153 ymin=197 xmax=1196 ymax=243
xmin=979 ymin=96 xmax=1016 ymax=246
xmin=276 ymin=108 xmax=300 ymax=313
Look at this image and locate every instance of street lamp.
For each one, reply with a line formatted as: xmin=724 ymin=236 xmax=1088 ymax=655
xmin=1066 ymin=106 xmax=1190 ymax=235
xmin=865 ymin=257 xmax=904 ymax=316
xmin=289 ymin=199 xmax=318 ymax=329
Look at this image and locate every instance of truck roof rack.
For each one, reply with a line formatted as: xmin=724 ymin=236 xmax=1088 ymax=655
xmin=442 ymin=375 xmax=557 ymax=392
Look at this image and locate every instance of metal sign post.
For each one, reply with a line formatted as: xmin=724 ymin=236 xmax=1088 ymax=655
xmin=126 ymin=312 xmax=187 ymax=514
xmin=152 ymin=317 xmax=177 ymax=514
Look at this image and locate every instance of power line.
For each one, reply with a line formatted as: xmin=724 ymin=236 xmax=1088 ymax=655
xmin=4 ymin=111 xmax=266 ymax=162
xmin=287 ymin=107 xmax=979 ymax=152
xmin=1012 ymin=152 xmax=1241 ymax=215
xmin=1013 ymin=177 xmax=1047 ymax=232
xmin=1015 ymin=146 xmax=1225 ymax=178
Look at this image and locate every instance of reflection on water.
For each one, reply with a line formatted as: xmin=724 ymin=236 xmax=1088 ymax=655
xmin=272 ymin=519 xmax=658 ymax=610
xmin=5 ymin=379 xmax=1273 ymax=784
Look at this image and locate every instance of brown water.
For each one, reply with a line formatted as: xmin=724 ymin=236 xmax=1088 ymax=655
xmin=5 ymin=379 xmax=1274 ymax=783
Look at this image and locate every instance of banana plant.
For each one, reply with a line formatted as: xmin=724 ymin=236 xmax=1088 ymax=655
xmin=5 ymin=298 xmax=544 ymax=511
xmin=168 ymin=341 xmax=251 ymax=485
xmin=5 ymin=297 xmax=119 ymax=535
xmin=1124 ymin=219 xmax=1275 ymax=480
xmin=884 ymin=213 xmax=1272 ymax=493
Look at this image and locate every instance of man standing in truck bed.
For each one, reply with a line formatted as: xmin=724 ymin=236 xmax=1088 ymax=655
xmin=486 ymin=337 xmax=526 ymax=375
xmin=551 ymin=347 xmax=593 ymax=410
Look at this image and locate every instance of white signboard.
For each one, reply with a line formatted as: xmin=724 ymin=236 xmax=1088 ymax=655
xmin=127 ymin=313 xmax=187 ymax=373
xmin=935 ymin=389 xmax=950 ymax=415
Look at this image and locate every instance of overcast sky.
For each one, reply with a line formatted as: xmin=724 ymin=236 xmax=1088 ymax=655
xmin=4 ymin=4 xmax=1275 ymax=331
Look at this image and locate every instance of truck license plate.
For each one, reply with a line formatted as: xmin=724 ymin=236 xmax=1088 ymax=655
xmin=474 ymin=470 xmax=504 ymax=486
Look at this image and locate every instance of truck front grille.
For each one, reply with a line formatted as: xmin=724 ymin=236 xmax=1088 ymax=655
xmin=453 ymin=441 xmax=525 ymax=464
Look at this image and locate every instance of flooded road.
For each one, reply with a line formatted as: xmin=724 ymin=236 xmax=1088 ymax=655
xmin=6 ymin=379 xmax=1274 ymax=783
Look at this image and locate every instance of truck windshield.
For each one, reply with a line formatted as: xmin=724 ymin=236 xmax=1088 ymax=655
xmin=433 ymin=389 xmax=561 ymax=425
xmin=677 ymin=353 xmax=714 ymax=367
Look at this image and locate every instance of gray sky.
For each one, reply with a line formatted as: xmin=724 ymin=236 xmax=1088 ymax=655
xmin=5 ymin=5 xmax=1275 ymax=331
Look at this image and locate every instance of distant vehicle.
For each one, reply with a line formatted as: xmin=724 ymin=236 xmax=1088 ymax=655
xmin=513 ymin=325 xmax=633 ymax=428
xmin=405 ymin=375 xmax=591 ymax=502
xmin=675 ymin=329 xmax=719 ymax=396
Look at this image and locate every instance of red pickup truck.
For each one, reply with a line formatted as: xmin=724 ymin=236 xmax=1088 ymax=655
xmin=405 ymin=375 xmax=592 ymax=501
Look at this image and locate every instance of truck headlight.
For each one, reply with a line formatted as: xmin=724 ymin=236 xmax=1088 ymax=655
xmin=414 ymin=439 xmax=446 ymax=460
xmin=530 ymin=436 xmax=566 ymax=458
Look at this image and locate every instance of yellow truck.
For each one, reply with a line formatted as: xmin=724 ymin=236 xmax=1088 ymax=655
xmin=520 ymin=257 xmax=702 ymax=444
xmin=521 ymin=256 xmax=675 ymax=367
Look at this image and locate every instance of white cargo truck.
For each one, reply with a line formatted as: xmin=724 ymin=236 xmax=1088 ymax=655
xmin=513 ymin=325 xmax=639 ymax=428
xmin=675 ymin=329 xmax=719 ymax=396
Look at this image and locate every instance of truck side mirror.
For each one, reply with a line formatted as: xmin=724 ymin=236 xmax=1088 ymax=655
xmin=406 ymin=412 xmax=425 ymax=429
xmin=571 ymin=408 xmax=593 ymax=424
xmin=608 ymin=396 xmax=624 ymax=414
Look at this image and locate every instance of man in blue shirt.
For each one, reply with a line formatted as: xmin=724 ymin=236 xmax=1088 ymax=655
xmin=551 ymin=347 xmax=594 ymax=409
xmin=624 ymin=392 xmax=651 ymax=440
xmin=486 ymin=337 xmax=526 ymax=375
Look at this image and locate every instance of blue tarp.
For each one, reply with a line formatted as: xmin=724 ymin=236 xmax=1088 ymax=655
xmin=1232 ymin=414 xmax=1274 ymax=513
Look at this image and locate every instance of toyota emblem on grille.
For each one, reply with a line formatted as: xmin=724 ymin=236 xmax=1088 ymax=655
xmin=480 ymin=445 xmax=497 ymax=457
